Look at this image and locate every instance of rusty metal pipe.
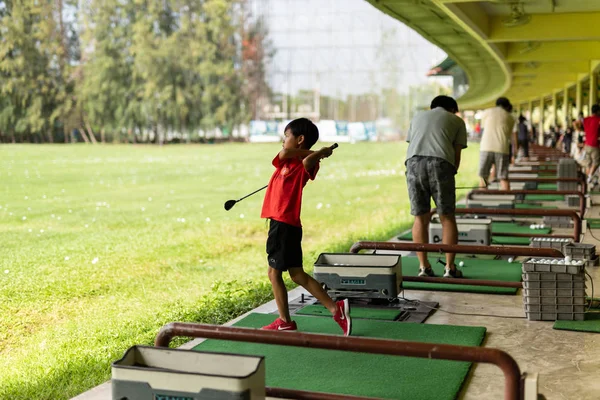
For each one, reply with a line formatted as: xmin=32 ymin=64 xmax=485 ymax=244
xmin=348 ymin=241 xmax=564 ymax=257
xmin=446 ymin=207 xmax=581 ymax=241
xmin=467 ymin=189 xmax=585 ymax=219
xmin=154 ymin=323 xmax=522 ymax=400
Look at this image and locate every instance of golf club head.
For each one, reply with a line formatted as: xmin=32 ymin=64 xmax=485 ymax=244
xmin=224 ymin=200 xmax=236 ymax=211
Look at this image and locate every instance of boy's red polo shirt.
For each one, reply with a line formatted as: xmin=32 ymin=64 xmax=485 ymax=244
xmin=583 ymin=115 xmax=600 ymax=147
xmin=261 ymin=154 xmax=318 ymax=227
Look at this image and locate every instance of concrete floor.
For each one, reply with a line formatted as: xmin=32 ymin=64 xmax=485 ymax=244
xmin=73 ymin=197 xmax=600 ymax=400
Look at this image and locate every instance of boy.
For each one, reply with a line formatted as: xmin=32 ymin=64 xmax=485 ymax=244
xmin=405 ymin=95 xmax=467 ymax=278
xmin=260 ymin=118 xmax=351 ymax=336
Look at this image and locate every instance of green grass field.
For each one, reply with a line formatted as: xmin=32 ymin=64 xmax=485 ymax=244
xmin=0 ymin=142 xmax=480 ymax=399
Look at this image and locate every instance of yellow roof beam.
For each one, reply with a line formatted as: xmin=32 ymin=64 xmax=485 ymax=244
xmin=512 ymin=74 xmax=580 ymax=86
xmin=512 ymin=62 xmax=589 ymax=76
xmin=507 ymin=41 xmax=600 ymax=63
xmin=489 ymin=13 xmax=600 ymax=43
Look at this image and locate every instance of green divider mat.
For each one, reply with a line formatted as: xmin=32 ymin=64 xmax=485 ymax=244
xmin=194 ymin=313 xmax=486 ymax=400
xmin=586 ymin=219 xmax=600 ymax=229
xmin=402 ymin=256 xmax=521 ymax=294
xmin=515 ymin=203 xmax=558 ymax=209
xmin=296 ymin=304 xmax=401 ymax=320
xmin=553 ymin=313 xmax=600 ymax=333
xmin=524 ymin=194 xmax=565 ymax=201
xmin=537 ymin=183 xmax=557 ymax=190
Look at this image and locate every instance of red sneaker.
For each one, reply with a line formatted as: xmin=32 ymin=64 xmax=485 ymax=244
xmin=261 ymin=318 xmax=297 ymax=331
xmin=333 ymin=299 xmax=352 ymax=336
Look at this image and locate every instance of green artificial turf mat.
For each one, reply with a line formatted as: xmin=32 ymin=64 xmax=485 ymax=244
xmin=402 ymin=256 xmax=520 ymax=294
xmin=515 ymin=203 xmax=558 ymax=209
xmin=537 ymin=183 xmax=557 ymax=190
xmin=553 ymin=313 xmax=600 ymax=333
xmin=524 ymin=194 xmax=565 ymax=201
xmin=194 ymin=313 xmax=486 ymax=400
xmin=491 ymin=236 xmax=531 ymax=245
xmin=397 ymin=230 xmax=414 ymax=240
xmin=296 ymin=305 xmax=401 ymax=320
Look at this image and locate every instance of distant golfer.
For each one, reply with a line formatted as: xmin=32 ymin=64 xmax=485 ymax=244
xmin=479 ymin=97 xmax=516 ymax=190
xmin=260 ymin=118 xmax=351 ymax=335
xmin=405 ymin=95 xmax=467 ymax=278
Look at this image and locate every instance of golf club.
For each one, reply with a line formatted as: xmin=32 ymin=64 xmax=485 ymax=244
xmin=224 ymin=143 xmax=339 ymax=211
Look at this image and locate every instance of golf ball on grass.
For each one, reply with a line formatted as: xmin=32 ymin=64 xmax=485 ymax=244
xmin=508 ymin=257 xmax=514 ymax=263
xmin=458 ymin=261 xmax=464 ymax=267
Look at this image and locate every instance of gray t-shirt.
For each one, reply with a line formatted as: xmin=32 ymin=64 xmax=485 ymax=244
xmin=406 ymin=107 xmax=468 ymax=167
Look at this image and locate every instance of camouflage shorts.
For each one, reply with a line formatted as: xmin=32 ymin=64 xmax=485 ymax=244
xmin=406 ymin=156 xmax=456 ymax=216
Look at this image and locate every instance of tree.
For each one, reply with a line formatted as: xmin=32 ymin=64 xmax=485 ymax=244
xmin=240 ymin=2 xmax=274 ymax=121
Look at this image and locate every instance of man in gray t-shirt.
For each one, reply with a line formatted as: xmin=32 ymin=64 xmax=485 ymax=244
xmin=405 ymin=95 xmax=468 ymax=278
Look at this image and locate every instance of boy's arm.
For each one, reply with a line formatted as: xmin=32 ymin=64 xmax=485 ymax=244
xmin=278 ymin=148 xmax=314 ymax=160
xmin=303 ymin=146 xmax=333 ymax=172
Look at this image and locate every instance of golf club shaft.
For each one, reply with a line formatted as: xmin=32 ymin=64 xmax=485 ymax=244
xmin=236 ymin=184 xmax=268 ymax=202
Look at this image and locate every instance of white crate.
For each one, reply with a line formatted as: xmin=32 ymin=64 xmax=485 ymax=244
xmin=525 ymin=312 xmax=585 ymax=321
xmin=522 ymin=280 xmax=586 ymax=289
xmin=522 ymin=259 xmax=584 ymax=274
xmin=523 ymin=288 xmax=587 ymax=297
xmin=523 ymin=296 xmax=586 ymax=305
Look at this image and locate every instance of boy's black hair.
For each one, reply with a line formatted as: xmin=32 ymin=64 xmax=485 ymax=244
xmin=430 ymin=95 xmax=459 ymax=113
xmin=592 ymin=104 xmax=600 ymax=115
xmin=285 ymin=118 xmax=319 ymax=149
xmin=518 ymin=115 xmax=526 ymax=123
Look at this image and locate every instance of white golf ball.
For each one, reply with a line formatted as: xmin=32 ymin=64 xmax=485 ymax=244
xmin=508 ymin=257 xmax=514 ymax=263
xmin=459 ymin=261 xmax=464 ymax=267
xmin=571 ymin=260 xmax=578 ymax=265
xmin=530 ymin=224 xmax=535 ymax=229
xmin=540 ymin=224 xmax=545 ymax=229
xmin=565 ymin=256 xmax=572 ymax=263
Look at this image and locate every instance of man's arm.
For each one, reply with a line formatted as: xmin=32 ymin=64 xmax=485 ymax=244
xmin=303 ymin=146 xmax=333 ymax=171
xmin=453 ymin=118 xmax=468 ymax=172
xmin=454 ymin=145 xmax=463 ymax=171
xmin=278 ymin=148 xmax=313 ymax=160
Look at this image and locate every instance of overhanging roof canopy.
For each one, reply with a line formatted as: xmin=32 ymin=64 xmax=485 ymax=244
xmin=366 ymin=0 xmax=600 ymax=110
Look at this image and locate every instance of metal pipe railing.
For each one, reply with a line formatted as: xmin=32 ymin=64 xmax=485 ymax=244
xmin=467 ymin=189 xmax=585 ymax=219
xmin=348 ymin=242 xmax=562 ymax=289
xmin=154 ymin=323 xmax=523 ymax=400
xmin=449 ymin=207 xmax=581 ymax=241
xmin=348 ymin=242 xmax=564 ymax=258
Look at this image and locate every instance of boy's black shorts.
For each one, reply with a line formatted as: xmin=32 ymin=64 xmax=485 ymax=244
xmin=266 ymin=219 xmax=303 ymax=271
